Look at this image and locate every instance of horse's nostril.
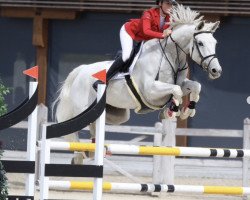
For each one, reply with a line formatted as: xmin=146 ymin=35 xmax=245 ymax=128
xmin=212 ymin=68 xmax=217 ymax=73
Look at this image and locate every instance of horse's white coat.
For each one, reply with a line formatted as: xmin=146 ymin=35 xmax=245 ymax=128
xmin=53 ymin=5 xmax=222 ymax=164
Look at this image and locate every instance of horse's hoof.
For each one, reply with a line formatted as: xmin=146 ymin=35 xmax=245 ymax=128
xmin=180 ymin=107 xmax=196 ymax=119
xmin=176 ymin=110 xmax=181 ymax=117
xmin=172 ymin=97 xmax=180 ymax=106
xmin=71 ymin=153 xmax=84 ymax=165
xmin=180 ymin=107 xmax=189 ymax=120
xmin=190 ymin=109 xmax=196 ymax=117
xmin=165 ymin=108 xmax=177 ymax=119
xmin=71 ymin=157 xmax=82 ymax=165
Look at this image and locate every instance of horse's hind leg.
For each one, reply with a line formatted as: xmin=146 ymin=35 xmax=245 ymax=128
xmin=87 ymin=123 xmax=96 ymax=158
xmin=66 ymin=122 xmax=96 ymax=164
xmin=64 ymin=132 xmax=87 ymax=164
xmin=89 ymin=122 xmax=96 ymax=141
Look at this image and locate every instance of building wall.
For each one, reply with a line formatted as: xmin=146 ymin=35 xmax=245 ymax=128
xmin=0 ymin=17 xmax=35 ymax=150
xmin=189 ymin=16 xmax=250 ymax=148
xmin=0 ymin=13 xmax=250 ymax=150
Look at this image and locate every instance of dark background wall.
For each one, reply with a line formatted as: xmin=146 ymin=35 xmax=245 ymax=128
xmin=0 ymin=17 xmax=35 ymax=150
xmin=189 ymin=17 xmax=250 ymax=148
xmin=0 ymin=13 xmax=249 ymax=150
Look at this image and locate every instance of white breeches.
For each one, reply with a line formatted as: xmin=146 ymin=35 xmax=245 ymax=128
xmin=120 ymin=25 xmax=134 ymax=62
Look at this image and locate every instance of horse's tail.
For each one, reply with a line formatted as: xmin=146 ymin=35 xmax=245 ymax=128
xmin=52 ymin=67 xmax=81 ymax=122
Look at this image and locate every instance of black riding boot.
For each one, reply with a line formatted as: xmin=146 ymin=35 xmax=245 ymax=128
xmin=93 ymin=56 xmax=125 ymax=90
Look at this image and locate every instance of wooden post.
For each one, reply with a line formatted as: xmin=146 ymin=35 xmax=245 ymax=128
xmin=161 ymin=119 xmax=176 ymax=184
xmin=242 ymin=118 xmax=250 ymax=200
xmin=176 ymin=69 xmax=189 ymax=147
xmin=33 ymin=15 xmax=49 ymax=104
xmin=177 ymin=107 xmax=188 ymax=146
xmin=1 ymin=7 xmax=76 ymax=105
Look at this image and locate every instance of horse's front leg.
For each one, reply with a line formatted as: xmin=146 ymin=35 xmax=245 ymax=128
xmin=180 ymin=79 xmax=201 ymax=119
xmin=161 ymin=95 xmax=182 ymax=119
xmin=143 ymin=81 xmax=183 ymax=119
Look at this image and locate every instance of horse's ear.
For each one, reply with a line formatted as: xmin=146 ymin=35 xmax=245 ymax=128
xmin=196 ymin=21 xmax=205 ymax=31
xmin=210 ymin=21 xmax=220 ymax=32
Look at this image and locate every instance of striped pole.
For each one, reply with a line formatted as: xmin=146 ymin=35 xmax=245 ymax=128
xmin=48 ymin=181 xmax=250 ymax=196
xmin=49 ymin=142 xmax=250 ymax=158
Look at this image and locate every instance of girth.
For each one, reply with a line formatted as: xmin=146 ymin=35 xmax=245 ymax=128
xmin=125 ymin=75 xmax=161 ymax=114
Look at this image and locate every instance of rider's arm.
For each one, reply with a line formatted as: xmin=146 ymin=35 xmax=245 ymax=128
xmin=141 ymin=11 xmax=165 ymax=39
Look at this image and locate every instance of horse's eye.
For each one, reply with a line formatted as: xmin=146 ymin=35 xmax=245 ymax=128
xmin=198 ymin=41 xmax=204 ymax=46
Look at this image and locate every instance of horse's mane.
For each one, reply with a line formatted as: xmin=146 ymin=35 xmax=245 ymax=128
xmin=170 ymin=4 xmax=204 ymax=27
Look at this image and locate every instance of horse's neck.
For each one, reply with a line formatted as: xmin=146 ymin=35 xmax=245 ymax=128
xmin=132 ymin=25 xmax=195 ymax=82
xmin=158 ymin=25 xmax=195 ymax=80
xmin=171 ymin=24 xmax=196 ymax=54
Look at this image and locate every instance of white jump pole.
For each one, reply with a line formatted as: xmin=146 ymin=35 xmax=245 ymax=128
xmin=26 ymin=81 xmax=38 ymax=196
xmin=93 ymin=84 xmax=106 ymax=200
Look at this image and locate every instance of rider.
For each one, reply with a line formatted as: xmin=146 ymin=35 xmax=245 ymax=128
xmin=93 ymin=0 xmax=176 ymax=89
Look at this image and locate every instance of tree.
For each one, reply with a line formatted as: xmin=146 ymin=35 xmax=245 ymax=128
xmin=0 ymin=79 xmax=10 ymax=116
xmin=0 ymin=144 xmax=8 ymax=200
xmin=0 ymin=78 xmax=9 ymax=199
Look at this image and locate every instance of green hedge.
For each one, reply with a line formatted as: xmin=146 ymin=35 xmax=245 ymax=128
xmin=0 ymin=148 xmax=8 ymax=200
xmin=0 ymin=79 xmax=10 ymax=117
xmin=0 ymin=78 xmax=9 ymax=199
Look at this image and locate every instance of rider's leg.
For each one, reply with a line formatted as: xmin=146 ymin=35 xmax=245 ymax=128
xmin=93 ymin=25 xmax=133 ymax=90
xmin=106 ymin=25 xmax=133 ymax=81
xmin=120 ymin=25 xmax=133 ymax=62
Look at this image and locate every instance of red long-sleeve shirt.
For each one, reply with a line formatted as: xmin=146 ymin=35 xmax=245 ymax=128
xmin=125 ymin=7 xmax=170 ymax=42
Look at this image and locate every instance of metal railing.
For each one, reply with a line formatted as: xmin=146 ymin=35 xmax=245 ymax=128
xmin=0 ymin=0 xmax=250 ymax=15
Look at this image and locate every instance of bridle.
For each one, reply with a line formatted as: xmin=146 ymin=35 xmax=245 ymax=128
xmin=159 ymin=31 xmax=217 ymax=79
xmin=158 ymin=35 xmax=188 ymax=84
xmin=190 ymin=31 xmax=217 ymax=71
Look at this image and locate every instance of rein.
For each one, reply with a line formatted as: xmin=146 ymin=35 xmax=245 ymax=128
xmin=158 ymin=30 xmax=217 ymax=83
xmin=158 ymin=34 xmax=188 ymax=107
xmin=158 ymin=35 xmax=188 ymax=84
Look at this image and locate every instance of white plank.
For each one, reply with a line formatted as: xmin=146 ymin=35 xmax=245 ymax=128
xmin=176 ymin=128 xmax=243 ymax=137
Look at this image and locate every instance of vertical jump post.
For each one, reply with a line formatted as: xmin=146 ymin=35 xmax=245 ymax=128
xmin=93 ymin=84 xmax=106 ymax=200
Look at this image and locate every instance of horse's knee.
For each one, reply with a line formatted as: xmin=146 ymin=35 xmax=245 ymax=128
xmin=121 ymin=110 xmax=130 ymax=123
xmin=192 ymin=82 xmax=201 ymax=93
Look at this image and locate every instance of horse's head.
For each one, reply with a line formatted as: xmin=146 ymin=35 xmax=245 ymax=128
xmin=190 ymin=21 xmax=222 ymax=79
xmin=169 ymin=4 xmax=222 ymax=79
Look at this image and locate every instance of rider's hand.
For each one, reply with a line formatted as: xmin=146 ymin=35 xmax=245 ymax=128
xmin=163 ymin=29 xmax=172 ymax=37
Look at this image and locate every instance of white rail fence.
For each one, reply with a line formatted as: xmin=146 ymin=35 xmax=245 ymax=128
xmin=3 ymin=105 xmax=250 ymax=196
xmin=10 ymin=117 xmax=250 ymax=174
